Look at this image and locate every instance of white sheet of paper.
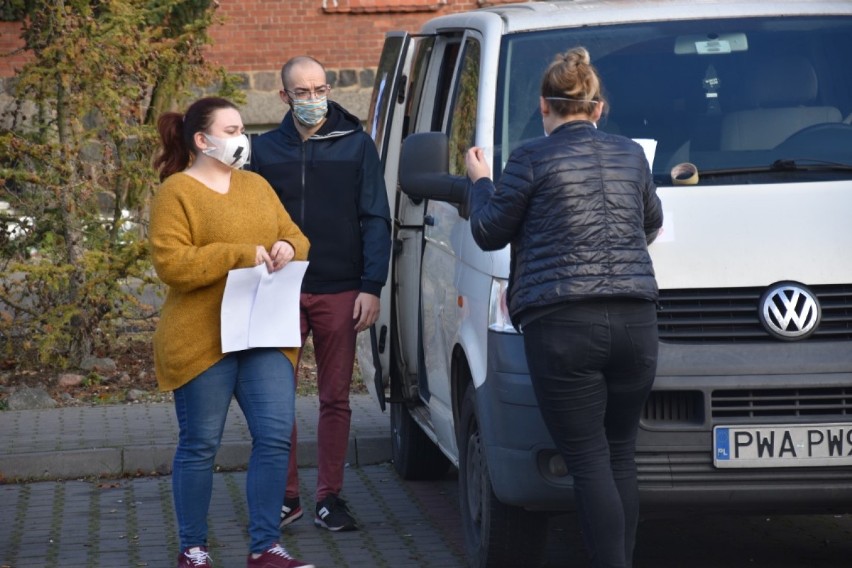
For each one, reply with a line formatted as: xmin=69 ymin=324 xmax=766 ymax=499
xmin=633 ymin=138 xmax=658 ymax=170
xmin=220 ymin=261 xmax=309 ymax=353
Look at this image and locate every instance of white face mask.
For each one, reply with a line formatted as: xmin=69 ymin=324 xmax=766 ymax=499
xmin=202 ymin=133 xmax=250 ymax=169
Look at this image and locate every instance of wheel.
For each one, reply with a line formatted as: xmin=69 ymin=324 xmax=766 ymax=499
xmin=458 ymin=383 xmax=548 ymax=568
xmin=390 ymin=400 xmax=452 ymax=480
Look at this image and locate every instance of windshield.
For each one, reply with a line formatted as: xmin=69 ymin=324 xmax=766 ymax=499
xmin=495 ymin=16 xmax=852 ymax=186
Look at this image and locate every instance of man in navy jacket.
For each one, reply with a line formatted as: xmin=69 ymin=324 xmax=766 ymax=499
xmin=249 ymin=55 xmax=391 ymax=533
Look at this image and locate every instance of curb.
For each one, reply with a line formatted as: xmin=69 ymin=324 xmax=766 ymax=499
xmin=0 ymin=394 xmax=391 ymax=481
xmin=0 ymin=435 xmax=391 ymax=481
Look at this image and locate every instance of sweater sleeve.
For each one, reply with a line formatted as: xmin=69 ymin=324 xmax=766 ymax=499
xmin=149 ymin=183 xmax=256 ymax=292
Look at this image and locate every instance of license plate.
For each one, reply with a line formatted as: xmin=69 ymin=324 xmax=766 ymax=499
xmin=713 ymin=423 xmax=852 ymax=468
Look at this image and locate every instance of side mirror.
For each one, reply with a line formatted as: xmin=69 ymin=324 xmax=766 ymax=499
xmin=399 ymin=132 xmax=469 ymax=214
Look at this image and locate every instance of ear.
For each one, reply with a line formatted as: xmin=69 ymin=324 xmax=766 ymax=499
xmin=279 ymin=90 xmax=291 ymax=105
xmin=592 ymin=100 xmax=605 ymax=122
xmin=539 ymin=96 xmax=549 ymax=117
xmin=193 ymin=131 xmax=210 ymax=153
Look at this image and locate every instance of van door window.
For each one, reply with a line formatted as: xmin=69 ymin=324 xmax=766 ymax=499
xmin=367 ymin=32 xmax=409 ymax=165
xmin=404 ymin=36 xmax=436 ymax=138
xmin=404 ymin=34 xmax=461 ymax=136
xmin=447 ymin=37 xmax=481 ymax=177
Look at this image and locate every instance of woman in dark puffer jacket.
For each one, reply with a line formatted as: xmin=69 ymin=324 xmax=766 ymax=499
xmin=466 ymin=46 xmax=663 ymax=568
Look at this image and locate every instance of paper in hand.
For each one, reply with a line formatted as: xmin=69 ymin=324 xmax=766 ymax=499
xmin=220 ymin=261 xmax=308 ymax=353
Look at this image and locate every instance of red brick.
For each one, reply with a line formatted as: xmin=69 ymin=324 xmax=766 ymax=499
xmin=0 ymin=0 xmax=513 ymax=81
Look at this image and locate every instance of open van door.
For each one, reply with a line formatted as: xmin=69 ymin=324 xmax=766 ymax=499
xmin=358 ymin=32 xmax=411 ymax=411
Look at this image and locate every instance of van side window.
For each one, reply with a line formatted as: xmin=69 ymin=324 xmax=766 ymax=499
xmin=448 ymin=37 xmax=481 ymax=176
xmin=404 ymin=36 xmax=436 ymax=138
xmin=432 ymin=38 xmax=462 ymax=132
xmin=367 ymin=33 xmax=408 ymax=163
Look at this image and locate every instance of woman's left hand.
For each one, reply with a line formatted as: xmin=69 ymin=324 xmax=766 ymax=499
xmin=269 ymin=240 xmax=295 ymax=272
xmin=465 ymin=147 xmax=491 ymax=183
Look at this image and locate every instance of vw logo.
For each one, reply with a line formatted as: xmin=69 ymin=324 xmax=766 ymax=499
xmin=759 ymin=282 xmax=820 ymax=341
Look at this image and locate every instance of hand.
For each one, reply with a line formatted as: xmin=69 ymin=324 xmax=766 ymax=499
xmin=255 ymin=245 xmax=274 ymax=272
xmin=352 ymin=292 xmax=380 ymax=332
xmin=269 ymin=240 xmax=295 ymax=271
xmin=465 ymin=146 xmax=491 ymax=183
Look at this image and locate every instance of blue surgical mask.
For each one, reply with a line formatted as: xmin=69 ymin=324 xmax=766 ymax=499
xmin=292 ymin=96 xmax=328 ymax=127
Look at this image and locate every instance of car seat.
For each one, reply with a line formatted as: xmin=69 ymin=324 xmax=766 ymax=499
xmin=719 ymin=55 xmax=842 ymax=150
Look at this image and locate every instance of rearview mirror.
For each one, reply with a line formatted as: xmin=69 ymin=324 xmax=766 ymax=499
xmin=399 ymin=132 xmax=469 ymax=215
xmin=675 ymin=32 xmax=748 ymax=55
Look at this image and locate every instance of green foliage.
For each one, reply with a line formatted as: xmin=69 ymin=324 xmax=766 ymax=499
xmin=0 ymin=0 xmax=242 ymax=369
xmin=0 ymin=0 xmax=26 ymax=22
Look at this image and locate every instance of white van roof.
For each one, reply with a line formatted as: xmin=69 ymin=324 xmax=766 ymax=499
xmin=421 ymin=1 xmax=852 ymax=34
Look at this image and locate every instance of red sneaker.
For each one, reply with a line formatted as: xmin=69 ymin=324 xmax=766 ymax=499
xmin=177 ymin=546 xmax=213 ymax=567
xmin=246 ymin=544 xmax=315 ymax=568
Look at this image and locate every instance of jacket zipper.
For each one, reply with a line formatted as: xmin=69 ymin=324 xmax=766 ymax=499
xmin=300 ymin=141 xmax=307 ymax=226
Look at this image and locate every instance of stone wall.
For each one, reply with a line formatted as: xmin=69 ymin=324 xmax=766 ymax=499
xmin=237 ymin=67 xmax=375 ymax=129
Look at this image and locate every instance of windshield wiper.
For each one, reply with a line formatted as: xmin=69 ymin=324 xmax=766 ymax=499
xmin=770 ymin=158 xmax=852 ymax=171
xmin=669 ymin=159 xmax=852 ymax=179
xmin=655 ymin=158 xmax=852 ymax=183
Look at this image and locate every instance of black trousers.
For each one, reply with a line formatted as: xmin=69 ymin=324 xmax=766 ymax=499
xmin=522 ymin=298 xmax=658 ymax=568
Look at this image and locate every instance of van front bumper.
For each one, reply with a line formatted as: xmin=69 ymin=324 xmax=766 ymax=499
xmin=478 ymin=330 xmax=576 ymax=510
xmin=481 ymin=330 xmax=852 ymax=514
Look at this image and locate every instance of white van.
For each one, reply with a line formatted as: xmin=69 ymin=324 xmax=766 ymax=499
xmin=356 ymin=2 xmax=852 ymax=566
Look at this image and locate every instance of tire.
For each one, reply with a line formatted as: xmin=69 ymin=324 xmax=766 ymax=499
xmin=458 ymin=383 xmax=547 ymax=568
xmin=390 ymin=400 xmax=452 ymax=480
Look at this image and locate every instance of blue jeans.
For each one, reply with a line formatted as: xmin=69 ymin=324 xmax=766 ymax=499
xmin=522 ymin=299 xmax=658 ymax=568
xmin=172 ymin=348 xmax=294 ymax=554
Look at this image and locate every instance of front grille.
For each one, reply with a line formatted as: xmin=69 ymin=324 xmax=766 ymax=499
xmin=712 ymin=387 xmax=852 ymax=419
xmin=657 ymin=284 xmax=852 ymax=343
xmin=637 ymin=451 xmax=852 ymax=486
xmin=643 ymin=390 xmax=703 ymax=424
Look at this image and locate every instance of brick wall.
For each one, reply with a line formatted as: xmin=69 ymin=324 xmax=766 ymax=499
xmin=0 ymin=21 xmax=28 ymax=78
xmin=207 ymin=0 xmax=494 ymax=71
xmin=1 ymin=0 xmax=517 ymax=126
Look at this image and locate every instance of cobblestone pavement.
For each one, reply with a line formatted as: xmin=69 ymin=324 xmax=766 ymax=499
xmin=3 ymin=393 xmax=852 ymax=567
xmin=0 ymin=465 xmax=466 ymax=568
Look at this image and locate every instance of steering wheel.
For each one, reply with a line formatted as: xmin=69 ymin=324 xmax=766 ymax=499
xmin=774 ymin=121 xmax=852 ymax=153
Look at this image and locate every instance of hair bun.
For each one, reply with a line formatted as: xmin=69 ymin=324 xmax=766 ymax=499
xmin=565 ymin=46 xmax=591 ymax=66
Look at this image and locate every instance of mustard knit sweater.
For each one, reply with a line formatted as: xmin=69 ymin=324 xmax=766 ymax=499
xmin=149 ymin=170 xmax=310 ymax=391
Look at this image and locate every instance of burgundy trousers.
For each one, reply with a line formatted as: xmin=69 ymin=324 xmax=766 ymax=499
xmin=285 ymin=289 xmax=359 ymax=503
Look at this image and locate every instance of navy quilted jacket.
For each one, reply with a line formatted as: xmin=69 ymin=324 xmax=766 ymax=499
xmin=469 ymin=120 xmax=663 ymax=322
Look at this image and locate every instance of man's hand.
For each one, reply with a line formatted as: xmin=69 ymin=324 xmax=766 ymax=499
xmin=352 ymin=292 xmax=380 ymax=332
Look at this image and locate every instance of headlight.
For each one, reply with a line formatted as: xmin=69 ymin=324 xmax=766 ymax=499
xmin=488 ymin=277 xmax=518 ymax=333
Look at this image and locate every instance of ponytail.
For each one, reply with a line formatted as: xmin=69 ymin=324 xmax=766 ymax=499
xmin=153 ymin=113 xmax=189 ymax=182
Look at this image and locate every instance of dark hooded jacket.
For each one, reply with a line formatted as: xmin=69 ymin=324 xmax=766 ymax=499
xmin=248 ymin=101 xmax=391 ymax=296
xmin=469 ymin=120 xmax=663 ymax=324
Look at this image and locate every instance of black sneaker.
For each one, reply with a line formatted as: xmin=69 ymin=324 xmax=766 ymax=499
xmin=314 ymin=494 xmax=357 ymax=532
xmin=279 ymin=496 xmax=303 ymax=528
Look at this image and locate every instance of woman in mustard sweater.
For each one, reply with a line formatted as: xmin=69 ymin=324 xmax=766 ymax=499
xmin=151 ymin=97 xmax=314 ymax=568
